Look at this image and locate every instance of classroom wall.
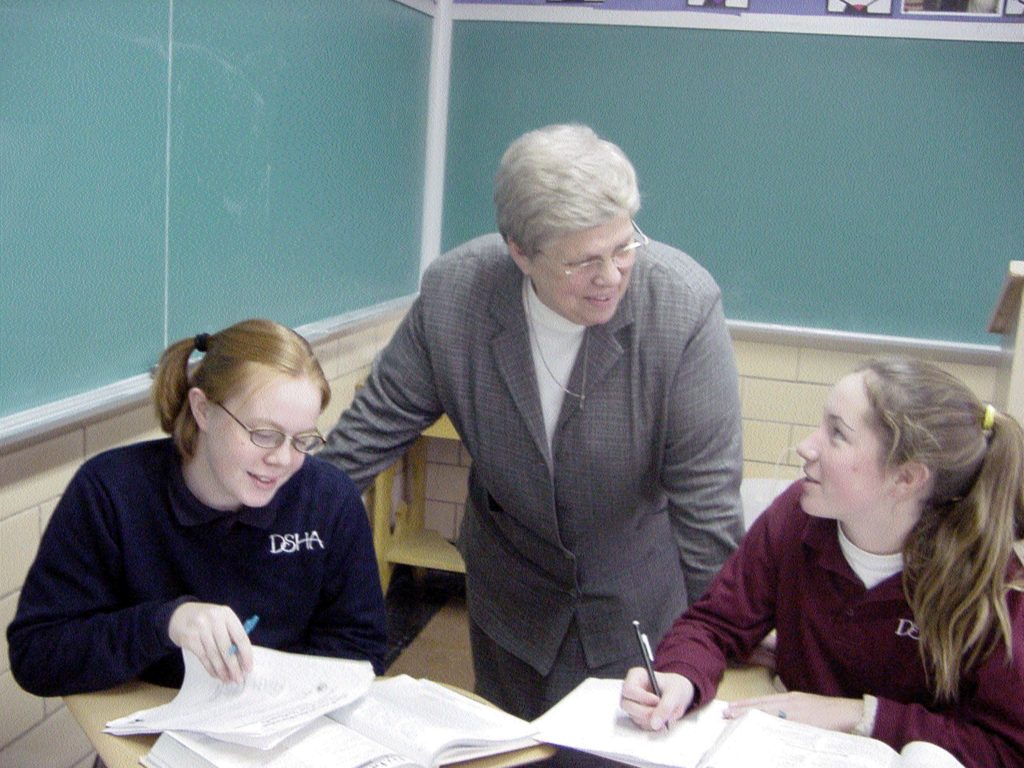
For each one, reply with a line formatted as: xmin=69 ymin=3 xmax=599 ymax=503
xmin=0 ymin=311 xmax=405 ymax=768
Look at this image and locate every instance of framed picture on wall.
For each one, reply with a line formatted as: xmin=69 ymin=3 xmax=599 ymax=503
xmin=827 ymin=0 xmax=894 ymax=14
xmin=688 ymin=0 xmax=751 ymax=8
xmin=900 ymin=0 xmax=1003 ymax=12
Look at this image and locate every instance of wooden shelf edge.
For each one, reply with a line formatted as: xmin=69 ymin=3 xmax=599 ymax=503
xmin=386 ymin=528 xmax=466 ymax=573
xmin=988 ymin=261 xmax=1024 ymax=335
xmin=422 ymin=414 xmax=459 ymax=441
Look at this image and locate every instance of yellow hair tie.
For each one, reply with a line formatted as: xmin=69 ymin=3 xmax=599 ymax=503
xmin=983 ymin=403 xmax=996 ymax=432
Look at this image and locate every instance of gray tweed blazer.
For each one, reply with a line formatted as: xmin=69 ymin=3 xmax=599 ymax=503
xmin=321 ymin=233 xmax=743 ymax=675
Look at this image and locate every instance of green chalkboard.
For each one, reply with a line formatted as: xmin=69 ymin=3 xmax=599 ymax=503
xmin=443 ymin=22 xmax=1023 ymax=346
xmin=0 ymin=0 xmax=430 ymax=419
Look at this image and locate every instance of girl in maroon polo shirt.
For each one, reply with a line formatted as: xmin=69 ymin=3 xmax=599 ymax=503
xmin=622 ymin=357 xmax=1024 ymax=768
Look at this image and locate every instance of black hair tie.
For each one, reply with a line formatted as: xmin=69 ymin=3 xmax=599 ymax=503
xmin=194 ymin=333 xmax=210 ymax=353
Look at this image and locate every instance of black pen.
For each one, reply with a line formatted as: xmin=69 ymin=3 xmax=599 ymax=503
xmin=632 ymin=619 xmax=662 ymax=697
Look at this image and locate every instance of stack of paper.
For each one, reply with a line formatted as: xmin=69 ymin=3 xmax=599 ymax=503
xmin=105 ymin=646 xmax=375 ymax=749
xmin=137 ymin=673 xmax=541 ymax=768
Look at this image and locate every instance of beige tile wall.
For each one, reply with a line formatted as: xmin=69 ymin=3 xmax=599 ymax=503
xmin=0 ymin=313 xmax=999 ymax=768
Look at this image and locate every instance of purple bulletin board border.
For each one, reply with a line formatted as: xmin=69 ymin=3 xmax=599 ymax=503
xmin=453 ymin=0 xmax=1024 ymax=27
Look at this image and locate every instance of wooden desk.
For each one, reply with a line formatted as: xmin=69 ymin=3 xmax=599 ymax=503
xmin=368 ymin=415 xmax=466 ymax=592
xmin=65 ymin=679 xmax=555 ymax=768
xmin=65 ymin=680 xmax=177 ymax=768
xmin=716 ymin=663 xmax=775 ymax=701
xmin=65 ymin=667 xmax=773 ymax=768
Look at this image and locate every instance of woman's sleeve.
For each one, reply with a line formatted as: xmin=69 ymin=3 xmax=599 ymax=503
xmin=319 ymin=291 xmax=444 ymax=492
xmin=660 ymin=293 xmax=744 ymax=606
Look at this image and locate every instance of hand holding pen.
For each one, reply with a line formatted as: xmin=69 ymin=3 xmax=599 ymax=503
xmin=620 ymin=620 xmax=696 ymax=732
xmin=168 ymin=602 xmax=258 ymax=684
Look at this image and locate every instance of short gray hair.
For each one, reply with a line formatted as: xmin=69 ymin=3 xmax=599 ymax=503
xmin=494 ymin=124 xmax=640 ymax=256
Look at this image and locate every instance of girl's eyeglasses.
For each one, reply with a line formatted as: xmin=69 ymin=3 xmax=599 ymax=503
xmin=216 ymin=402 xmax=326 ymax=455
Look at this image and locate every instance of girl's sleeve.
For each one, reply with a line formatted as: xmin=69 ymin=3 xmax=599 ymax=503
xmin=655 ymin=484 xmax=796 ymax=706
xmin=6 ymin=468 xmax=183 ymax=696
xmin=871 ymin=590 xmax=1024 ymax=768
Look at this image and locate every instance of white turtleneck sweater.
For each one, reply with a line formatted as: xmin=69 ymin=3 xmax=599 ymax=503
xmin=522 ymin=277 xmax=587 ymax=450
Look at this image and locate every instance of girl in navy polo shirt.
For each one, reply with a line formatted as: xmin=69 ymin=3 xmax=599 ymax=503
xmin=8 ymin=319 xmax=387 ymax=696
xmin=622 ymin=357 xmax=1024 ymax=768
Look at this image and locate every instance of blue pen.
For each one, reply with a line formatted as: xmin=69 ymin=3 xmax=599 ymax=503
xmin=228 ymin=614 xmax=259 ymax=656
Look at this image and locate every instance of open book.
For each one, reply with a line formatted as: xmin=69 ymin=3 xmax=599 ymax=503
xmin=699 ymin=708 xmax=966 ymax=768
xmin=533 ymin=678 xmax=965 ymax=768
xmin=142 ymin=675 xmax=540 ymax=768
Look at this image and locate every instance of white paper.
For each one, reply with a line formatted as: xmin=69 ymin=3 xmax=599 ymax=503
xmin=142 ymin=719 xmax=419 ymax=768
xmin=106 ymin=646 xmax=374 ymax=749
xmin=533 ymin=677 xmax=731 ymax=768
xmin=532 ymin=678 xmax=964 ymax=768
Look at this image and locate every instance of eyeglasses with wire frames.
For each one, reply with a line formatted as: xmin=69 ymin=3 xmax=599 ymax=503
xmin=557 ymin=220 xmax=649 ymax=278
xmin=215 ymin=402 xmax=326 ymax=455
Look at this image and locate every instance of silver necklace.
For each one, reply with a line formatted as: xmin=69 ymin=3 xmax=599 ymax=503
xmin=525 ymin=300 xmax=589 ymax=409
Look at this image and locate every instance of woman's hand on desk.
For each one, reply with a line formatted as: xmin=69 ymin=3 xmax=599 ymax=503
xmin=620 ymin=667 xmax=695 ymax=732
xmin=724 ymin=691 xmax=863 ymax=733
xmin=168 ymin=602 xmax=254 ymax=685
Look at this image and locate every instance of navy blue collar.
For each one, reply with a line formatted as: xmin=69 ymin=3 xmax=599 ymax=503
xmin=167 ymin=446 xmax=279 ymax=530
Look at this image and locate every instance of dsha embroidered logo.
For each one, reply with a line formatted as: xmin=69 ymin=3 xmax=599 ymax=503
xmin=895 ymin=618 xmax=920 ymax=640
xmin=269 ymin=530 xmax=325 ymax=554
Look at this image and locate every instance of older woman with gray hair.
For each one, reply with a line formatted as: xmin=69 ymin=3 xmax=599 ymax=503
xmin=322 ymin=124 xmax=743 ymax=754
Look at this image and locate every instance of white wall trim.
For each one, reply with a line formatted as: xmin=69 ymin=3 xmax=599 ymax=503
xmin=162 ymin=0 xmax=175 ymax=348
xmin=728 ymin=318 xmax=1005 ymax=366
xmin=420 ymin=0 xmax=453 ymax=275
